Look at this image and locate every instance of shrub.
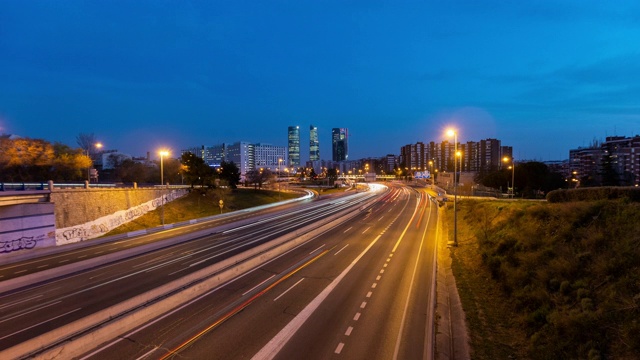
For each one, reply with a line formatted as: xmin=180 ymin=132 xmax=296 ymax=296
xmin=547 ymin=187 xmax=640 ymax=203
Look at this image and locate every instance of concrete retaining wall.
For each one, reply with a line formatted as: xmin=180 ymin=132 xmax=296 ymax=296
xmin=0 ymin=203 xmax=55 ymax=255
xmin=51 ymin=187 xmax=184 ymax=229
xmin=0 ymin=187 xmax=188 ymax=260
xmin=55 ymin=189 xmax=187 ymax=245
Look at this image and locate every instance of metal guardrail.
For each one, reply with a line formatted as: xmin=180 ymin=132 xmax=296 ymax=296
xmin=0 ymin=183 xmax=47 ymax=191
xmin=0 ymin=182 xmax=120 ymax=191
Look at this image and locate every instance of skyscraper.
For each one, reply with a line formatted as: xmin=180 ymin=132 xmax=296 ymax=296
xmin=332 ymin=128 xmax=349 ymax=162
xmin=309 ymin=125 xmax=319 ymax=162
xmin=288 ymin=126 xmax=300 ymax=167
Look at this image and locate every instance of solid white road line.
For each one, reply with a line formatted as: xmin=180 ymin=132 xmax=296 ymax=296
xmin=251 ymin=234 xmax=383 ymax=360
xmin=273 ymin=278 xmax=305 ymax=302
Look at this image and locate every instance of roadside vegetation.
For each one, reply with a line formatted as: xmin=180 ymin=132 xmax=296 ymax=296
xmin=446 ymin=197 xmax=640 ymax=359
xmin=104 ymin=187 xmax=299 ymax=236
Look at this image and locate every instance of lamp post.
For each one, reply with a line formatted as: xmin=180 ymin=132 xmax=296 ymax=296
xmin=503 ymin=156 xmax=515 ymax=198
xmin=447 ymin=129 xmax=458 ymax=247
xmin=159 ymin=150 xmax=169 ymax=225
xmin=428 ymin=160 xmax=433 ymax=185
xmin=87 ymin=142 xmax=103 ymax=183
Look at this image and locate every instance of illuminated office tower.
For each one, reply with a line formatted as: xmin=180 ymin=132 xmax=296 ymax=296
xmin=332 ymin=128 xmax=348 ymax=162
xmin=309 ymin=125 xmax=319 ymax=161
xmin=288 ymin=126 xmax=300 ymax=167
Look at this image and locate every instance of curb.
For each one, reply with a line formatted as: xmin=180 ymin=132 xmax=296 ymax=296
xmin=435 ymin=205 xmax=470 ymax=360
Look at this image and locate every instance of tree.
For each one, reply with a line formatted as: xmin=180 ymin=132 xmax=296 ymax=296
xmin=180 ymin=152 xmax=213 ymax=187
xmin=51 ymin=142 xmax=88 ymax=181
xmin=161 ymin=157 xmax=183 ymax=185
xmin=327 ymin=168 xmax=338 ymax=185
xmin=219 ymin=161 xmax=241 ymax=189
xmin=0 ymin=137 xmax=88 ymax=182
xmin=245 ymin=168 xmax=272 ymax=189
xmin=114 ymin=159 xmax=153 ymax=183
xmin=477 ymin=161 xmax=566 ymax=198
xmin=76 ymin=133 xmax=97 ymax=153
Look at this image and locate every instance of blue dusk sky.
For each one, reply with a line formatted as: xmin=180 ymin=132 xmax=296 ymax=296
xmin=1 ymin=1 xmax=639 ymax=162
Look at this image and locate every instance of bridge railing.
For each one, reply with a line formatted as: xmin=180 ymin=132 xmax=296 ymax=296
xmin=0 ymin=182 xmax=48 ymax=191
xmin=0 ymin=182 xmax=119 ymax=191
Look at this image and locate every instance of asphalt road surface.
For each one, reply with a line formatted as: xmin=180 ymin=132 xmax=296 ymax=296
xmin=79 ymin=184 xmax=439 ymax=360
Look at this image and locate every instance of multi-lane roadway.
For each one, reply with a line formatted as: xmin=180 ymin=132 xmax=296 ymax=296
xmin=0 ymin=183 xmax=441 ymax=359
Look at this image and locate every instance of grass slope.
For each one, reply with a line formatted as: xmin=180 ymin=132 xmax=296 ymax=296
xmin=447 ymin=199 xmax=640 ymax=359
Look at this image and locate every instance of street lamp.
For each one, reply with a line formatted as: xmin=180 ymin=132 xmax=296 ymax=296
xmin=447 ymin=128 xmax=458 ymax=247
xmin=428 ymin=160 xmax=433 ymax=184
xmin=87 ymin=142 xmax=103 ymax=183
xmin=159 ymin=150 xmax=169 ymax=225
xmin=503 ymin=156 xmax=515 ymax=198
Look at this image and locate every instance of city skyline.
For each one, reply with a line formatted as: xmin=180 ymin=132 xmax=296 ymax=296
xmin=1 ymin=2 xmax=639 ymax=161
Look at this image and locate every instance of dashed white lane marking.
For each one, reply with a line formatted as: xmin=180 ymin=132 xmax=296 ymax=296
xmin=383 ymin=263 xmax=388 ymax=268
xmin=134 ymin=346 xmax=158 ymax=360
xmin=343 ymin=227 xmax=353 ymax=233
xmin=353 ymin=312 xmax=361 ymax=321
xmin=77 ymin=255 xmax=87 ymax=259
xmin=380 ymin=269 xmax=384 ymax=274
xmin=366 ymin=291 xmax=372 ymax=298
xmin=242 ymin=275 xmax=276 ymax=296
xmin=360 ymin=302 xmax=367 ymax=309
xmin=309 ymin=244 xmax=325 ymax=255
xmin=378 ymin=216 xmax=384 ymax=221
xmin=376 ymin=275 xmax=381 ymax=281
xmin=37 ymin=264 xmax=48 ymax=269
xmin=94 ymin=251 xmax=104 ymax=255
xmin=345 ymin=326 xmax=353 ymax=336
xmin=59 ymin=259 xmax=69 ymax=263
xmin=371 ymin=283 xmax=377 ymax=288
xmin=334 ymin=244 xmax=349 ymax=255
xmin=335 ymin=342 xmax=345 ymax=354
xmin=274 ymin=278 xmax=305 ymax=302
xmin=362 ymin=227 xmax=371 ymax=234
xmin=14 ymin=270 xmax=27 ymax=274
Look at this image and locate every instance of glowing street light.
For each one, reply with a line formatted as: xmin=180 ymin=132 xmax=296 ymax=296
xmin=159 ymin=150 xmax=169 ymax=186
xmin=447 ymin=128 xmax=458 ymax=247
xmin=87 ymin=142 xmax=103 ymax=183
xmin=159 ymin=150 xmax=169 ymax=226
xmin=503 ymin=156 xmax=515 ymax=198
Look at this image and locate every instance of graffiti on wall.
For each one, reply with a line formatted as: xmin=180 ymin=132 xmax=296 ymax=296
xmin=1 ymin=236 xmax=36 ymax=253
xmin=1 ymin=233 xmax=49 ymax=254
xmin=56 ymin=189 xmax=187 ymax=245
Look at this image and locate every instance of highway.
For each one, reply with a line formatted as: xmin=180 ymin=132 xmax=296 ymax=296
xmin=78 ymin=184 xmax=439 ymax=359
xmin=0 ymin=190 xmax=316 ymax=282
xmin=0 ymin=186 xmax=385 ymax=356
